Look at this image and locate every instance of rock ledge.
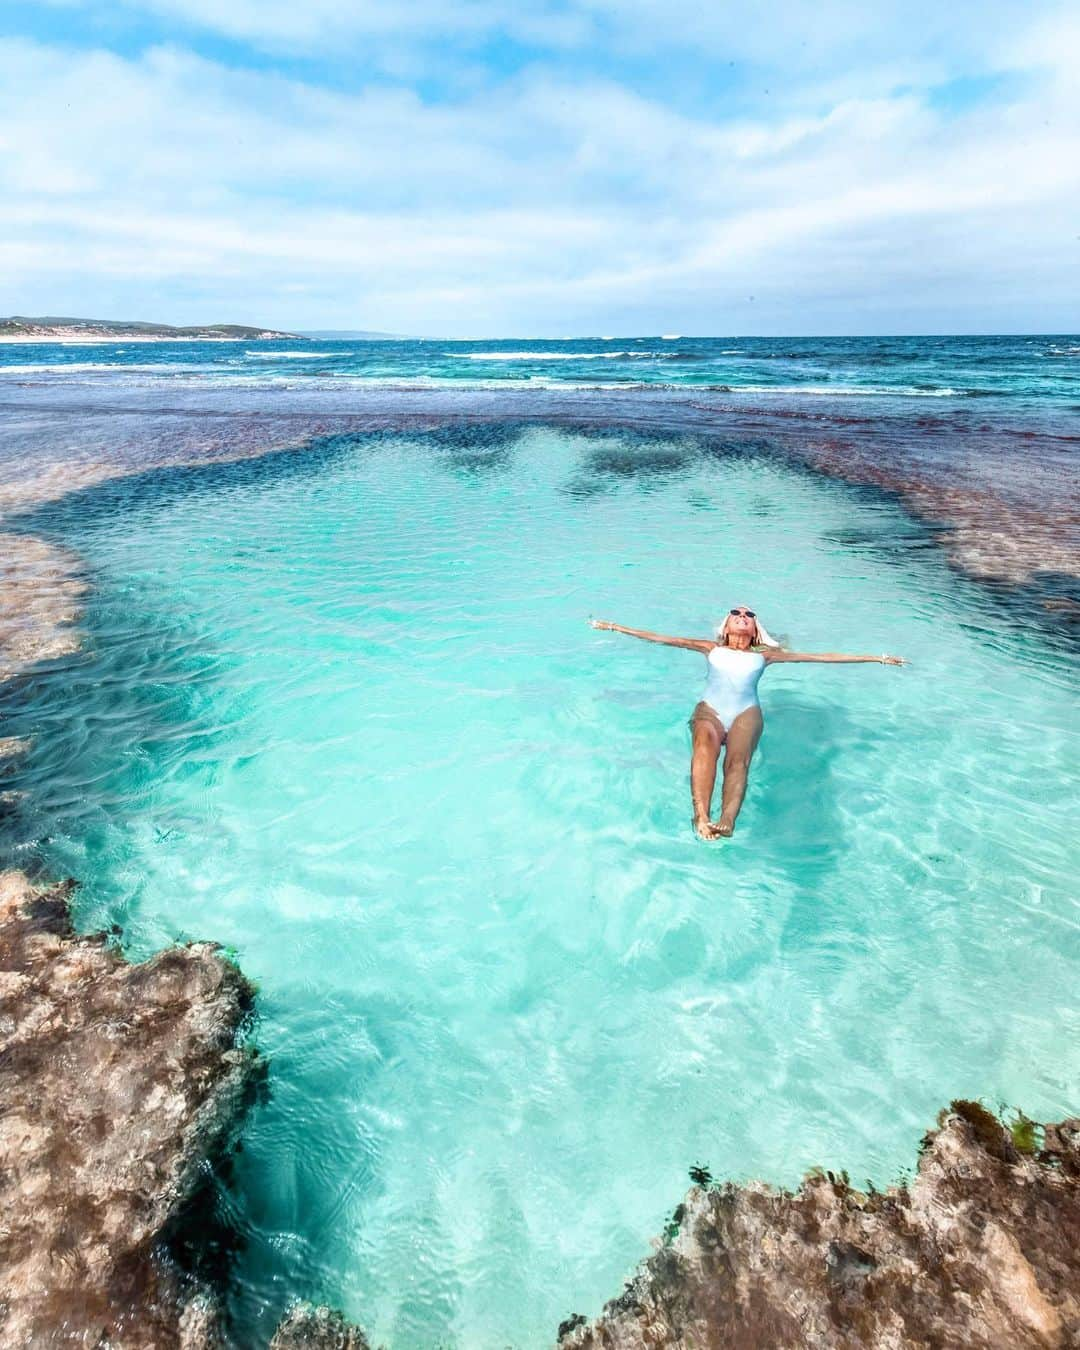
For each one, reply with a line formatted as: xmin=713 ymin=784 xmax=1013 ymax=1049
xmin=559 ymin=1100 xmax=1080 ymax=1348
xmin=0 ymin=871 xmax=259 ymax=1348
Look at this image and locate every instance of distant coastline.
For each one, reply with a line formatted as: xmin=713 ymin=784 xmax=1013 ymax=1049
xmin=0 ymin=315 xmax=303 ymax=343
xmin=0 ymin=335 xmax=288 ymax=344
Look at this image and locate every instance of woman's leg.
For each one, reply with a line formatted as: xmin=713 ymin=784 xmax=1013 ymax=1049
xmin=717 ymin=706 xmax=763 ymax=836
xmin=690 ymin=703 xmax=725 ymax=839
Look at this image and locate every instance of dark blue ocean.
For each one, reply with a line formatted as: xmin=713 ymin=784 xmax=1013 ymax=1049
xmin=2 ymin=332 xmax=1079 ymax=402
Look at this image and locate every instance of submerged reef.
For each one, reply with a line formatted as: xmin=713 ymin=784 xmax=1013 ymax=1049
xmin=0 ymin=532 xmax=86 ymax=681
xmin=558 ymin=1101 xmax=1080 ymax=1349
xmin=0 ymin=870 xmax=258 ymax=1347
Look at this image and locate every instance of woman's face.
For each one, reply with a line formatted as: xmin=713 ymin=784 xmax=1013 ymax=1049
xmin=726 ymin=606 xmax=757 ymax=640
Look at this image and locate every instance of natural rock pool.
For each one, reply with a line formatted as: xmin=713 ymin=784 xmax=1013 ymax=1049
xmin=4 ymin=422 xmax=1078 ymax=1346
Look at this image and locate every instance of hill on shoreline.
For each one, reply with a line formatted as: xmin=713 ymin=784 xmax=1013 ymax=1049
xmin=0 ymin=315 xmax=303 ymax=342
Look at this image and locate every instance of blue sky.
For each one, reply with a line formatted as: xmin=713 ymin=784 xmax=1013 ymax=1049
xmin=2 ymin=1 xmax=1078 ymax=334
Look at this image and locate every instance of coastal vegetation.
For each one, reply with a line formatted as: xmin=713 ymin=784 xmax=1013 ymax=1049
xmin=0 ymin=315 xmax=302 ymax=342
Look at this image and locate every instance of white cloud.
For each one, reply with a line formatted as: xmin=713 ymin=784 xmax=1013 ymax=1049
xmin=1 ymin=15 xmax=1078 ymax=334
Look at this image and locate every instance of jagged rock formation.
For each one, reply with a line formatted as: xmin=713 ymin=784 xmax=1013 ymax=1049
xmin=0 ymin=871 xmax=259 ymax=1348
xmin=271 ymin=1303 xmax=371 ymax=1349
xmin=558 ymin=1101 xmax=1080 ymax=1349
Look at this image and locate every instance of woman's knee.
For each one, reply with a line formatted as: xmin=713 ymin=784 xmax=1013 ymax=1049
xmin=693 ymin=736 xmax=720 ymax=765
xmin=691 ymin=720 xmax=721 ymax=751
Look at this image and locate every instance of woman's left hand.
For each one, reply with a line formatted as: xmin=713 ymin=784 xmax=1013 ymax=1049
xmin=881 ymin=654 xmax=905 ymax=666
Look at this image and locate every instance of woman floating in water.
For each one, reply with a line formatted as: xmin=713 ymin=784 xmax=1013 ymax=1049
xmin=590 ymin=606 xmax=905 ymax=840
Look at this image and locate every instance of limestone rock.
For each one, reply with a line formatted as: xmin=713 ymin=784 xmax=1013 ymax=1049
xmin=271 ymin=1303 xmax=371 ymax=1349
xmin=559 ymin=1101 xmax=1080 ymax=1349
xmin=0 ymin=871 xmax=259 ymax=1348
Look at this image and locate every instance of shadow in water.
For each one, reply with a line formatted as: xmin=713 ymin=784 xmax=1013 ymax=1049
xmin=714 ymin=695 xmax=884 ymax=984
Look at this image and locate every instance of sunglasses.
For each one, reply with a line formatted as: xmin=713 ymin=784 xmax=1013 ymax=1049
xmin=730 ymin=608 xmax=756 ymax=618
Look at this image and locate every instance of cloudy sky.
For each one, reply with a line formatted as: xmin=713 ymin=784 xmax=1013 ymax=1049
xmin=3 ymin=1 xmax=1078 ymax=334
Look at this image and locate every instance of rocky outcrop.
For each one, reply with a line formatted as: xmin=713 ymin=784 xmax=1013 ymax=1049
xmin=270 ymin=1303 xmax=371 ymax=1349
xmin=559 ymin=1101 xmax=1080 ymax=1349
xmin=0 ymin=870 xmax=259 ymax=1348
xmin=5 ymin=860 xmax=1077 ymax=1350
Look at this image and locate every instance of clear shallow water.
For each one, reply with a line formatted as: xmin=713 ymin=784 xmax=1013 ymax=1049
xmin=4 ymin=425 xmax=1079 ymax=1346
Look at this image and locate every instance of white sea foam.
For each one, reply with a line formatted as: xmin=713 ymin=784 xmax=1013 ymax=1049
xmin=452 ymin=350 xmax=696 ymax=361
xmin=243 ymin=350 xmax=350 ymax=359
xmin=455 ymin=351 xmax=629 ymax=360
xmin=291 ymin=373 xmax=655 ymax=392
xmin=321 ymin=376 xmax=962 ymax=396
xmin=715 ymin=384 xmax=963 ymax=397
xmin=0 ymin=362 xmax=970 ymax=398
xmin=0 ymin=361 xmax=213 ymax=374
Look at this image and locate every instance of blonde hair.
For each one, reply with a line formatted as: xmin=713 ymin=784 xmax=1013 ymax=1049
xmin=715 ymin=606 xmax=782 ymax=649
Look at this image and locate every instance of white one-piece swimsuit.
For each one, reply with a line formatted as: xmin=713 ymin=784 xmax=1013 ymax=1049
xmin=700 ymin=645 xmax=766 ymax=727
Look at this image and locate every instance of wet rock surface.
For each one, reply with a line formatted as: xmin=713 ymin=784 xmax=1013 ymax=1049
xmin=558 ymin=1101 xmax=1080 ymax=1349
xmin=0 ymin=870 xmax=258 ymax=1348
xmin=270 ymin=1304 xmax=371 ymax=1349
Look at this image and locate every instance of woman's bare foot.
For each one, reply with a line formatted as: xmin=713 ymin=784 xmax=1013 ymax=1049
xmin=694 ymin=816 xmax=722 ymax=839
xmin=715 ymin=814 xmax=736 ymax=837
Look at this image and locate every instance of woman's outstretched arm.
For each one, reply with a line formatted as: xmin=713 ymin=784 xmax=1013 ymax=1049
xmin=765 ymin=649 xmax=905 ymax=666
xmin=590 ymin=619 xmax=713 ymax=653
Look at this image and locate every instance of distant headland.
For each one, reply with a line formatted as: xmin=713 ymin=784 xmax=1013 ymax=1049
xmin=0 ymin=315 xmax=304 ymax=343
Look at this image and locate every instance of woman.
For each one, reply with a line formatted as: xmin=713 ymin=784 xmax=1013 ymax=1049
xmin=591 ymin=606 xmax=905 ymax=839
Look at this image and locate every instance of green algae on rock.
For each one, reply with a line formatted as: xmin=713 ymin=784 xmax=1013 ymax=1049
xmin=558 ymin=1103 xmax=1080 ymax=1348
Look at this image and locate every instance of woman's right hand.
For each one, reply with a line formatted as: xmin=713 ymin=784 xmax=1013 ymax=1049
xmin=591 ymin=618 xmax=614 ymax=631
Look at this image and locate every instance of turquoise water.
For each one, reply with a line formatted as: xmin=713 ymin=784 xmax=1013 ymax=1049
xmin=2 ymin=333 xmax=1078 ymax=403
xmin=5 ymin=424 xmax=1079 ymax=1345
